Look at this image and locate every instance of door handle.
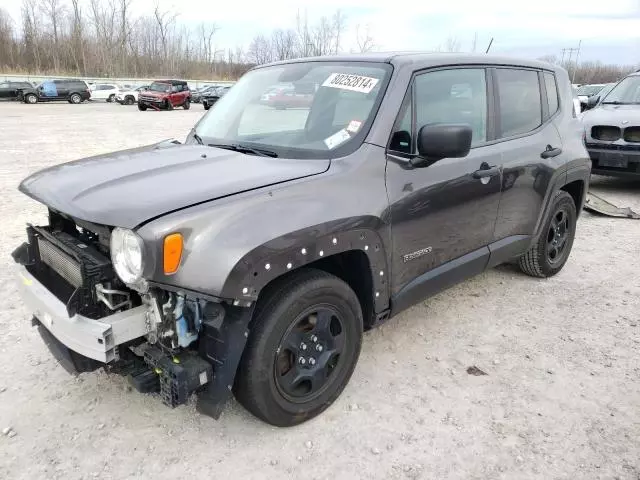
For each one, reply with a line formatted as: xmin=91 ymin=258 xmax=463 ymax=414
xmin=472 ymin=162 xmax=500 ymax=179
xmin=540 ymin=145 xmax=562 ymax=159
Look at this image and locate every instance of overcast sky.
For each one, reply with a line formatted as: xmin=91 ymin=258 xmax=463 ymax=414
xmin=1 ymin=0 xmax=639 ymax=64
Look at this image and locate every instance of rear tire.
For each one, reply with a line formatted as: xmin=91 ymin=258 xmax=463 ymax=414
xmin=107 ymin=94 xmax=115 ymax=102
xmin=518 ymin=190 xmax=576 ymax=278
xmin=235 ymin=268 xmax=363 ymax=427
xmin=125 ymin=96 xmax=135 ymax=105
xmin=24 ymin=93 xmax=37 ymax=104
xmin=70 ymin=93 xmax=82 ymax=104
xmin=138 ymin=103 xmax=147 ymax=111
xmin=203 ymin=102 xmax=210 ymax=110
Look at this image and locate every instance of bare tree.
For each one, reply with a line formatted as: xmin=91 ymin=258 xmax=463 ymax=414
xmin=355 ymin=24 xmax=375 ymax=53
xmin=271 ymin=29 xmax=296 ymax=61
xmin=444 ymin=36 xmax=461 ymax=53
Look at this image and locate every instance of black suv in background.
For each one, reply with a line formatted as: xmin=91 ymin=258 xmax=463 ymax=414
xmin=20 ymin=79 xmax=91 ymax=104
xmin=0 ymin=81 xmax=34 ymax=100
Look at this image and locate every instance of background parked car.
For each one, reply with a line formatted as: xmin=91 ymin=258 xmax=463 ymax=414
xmin=115 ymin=85 xmax=149 ymax=105
xmin=89 ymin=83 xmax=121 ymax=102
xmin=138 ymin=80 xmax=190 ymax=110
xmin=576 ymin=84 xmax=610 ymax=110
xmin=202 ymin=86 xmax=231 ymax=110
xmin=191 ymin=85 xmax=218 ymax=103
xmin=0 ymin=81 xmax=33 ymax=101
xmin=19 ymin=79 xmax=91 ymax=104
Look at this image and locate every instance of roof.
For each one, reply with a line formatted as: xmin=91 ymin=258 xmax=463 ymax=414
xmin=153 ymin=79 xmax=188 ymax=85
xmin=256 ymin=52 xmax=556 ymax=71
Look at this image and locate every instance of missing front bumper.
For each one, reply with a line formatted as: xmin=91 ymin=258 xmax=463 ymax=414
xmin=16 ymin=265 xmax=149 ymax=364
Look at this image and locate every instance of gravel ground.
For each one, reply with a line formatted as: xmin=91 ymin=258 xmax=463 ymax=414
xmin=0 ymin=102 xmax=638 ymax=480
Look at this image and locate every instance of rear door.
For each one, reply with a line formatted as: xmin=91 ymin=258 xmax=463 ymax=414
xmin=490 ymin=67 xmax=564 ymax=251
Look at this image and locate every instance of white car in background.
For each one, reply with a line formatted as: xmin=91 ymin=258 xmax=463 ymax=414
xmin=89 ymin=83 xmax=121 ymax=102
xmin=115 ymin=85 xmax=149 ymax=105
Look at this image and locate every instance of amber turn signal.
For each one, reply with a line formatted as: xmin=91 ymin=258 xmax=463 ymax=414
xmin=163 ymin=233 xmax=183 ymax=275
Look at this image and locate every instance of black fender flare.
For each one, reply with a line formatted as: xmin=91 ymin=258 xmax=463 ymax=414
xmin=220 ymin=217 xmax=391 ymax=313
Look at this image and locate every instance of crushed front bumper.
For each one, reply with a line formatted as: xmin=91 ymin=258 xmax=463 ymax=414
xmin=16 ymin=264 xmax=148 ymax=365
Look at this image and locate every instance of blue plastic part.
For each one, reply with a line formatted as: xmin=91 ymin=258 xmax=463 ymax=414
xmin=174 ymin=296 xmax=202 ymax=348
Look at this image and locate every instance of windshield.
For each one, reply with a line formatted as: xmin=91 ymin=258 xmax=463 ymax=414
xmin=601 ymin=75 xmax=640 ymax=104
xmin=577 ymin=84 xmax=605 ymax=96
xmin=194 ymin=61 xmax=392 ymax=159
xmin=148 ymin=82 xmax=171 ymax=93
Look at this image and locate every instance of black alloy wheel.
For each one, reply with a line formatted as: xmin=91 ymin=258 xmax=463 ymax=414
xmin=546 ymin=206 xmax=570 ymax=265
xmin=275 ymin=306 xmax=346 ymax=402
xmin=235 ymin=268 xmax=363 ymax=426
xmin=518 ymin=190 xmax=577 ymax=278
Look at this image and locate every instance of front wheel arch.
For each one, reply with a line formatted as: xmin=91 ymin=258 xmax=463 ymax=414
xmin=220 ymin=228 xmax=390 ymax=322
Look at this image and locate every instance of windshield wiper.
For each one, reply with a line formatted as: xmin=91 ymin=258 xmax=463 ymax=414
xmin=601 ymin=101 xmax=639 ymax=105
xmin=207 ymin=143 xmax=278 ymax=158
xmin=192 ymin=132 xmax=204 ymax=145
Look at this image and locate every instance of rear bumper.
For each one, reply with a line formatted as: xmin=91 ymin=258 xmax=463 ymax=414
xmin=16 ymin=265 xmax=148 ymax=364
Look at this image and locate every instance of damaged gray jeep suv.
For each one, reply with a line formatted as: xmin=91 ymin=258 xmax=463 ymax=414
xmin=12 ymin=53 xmax=590 ymax=426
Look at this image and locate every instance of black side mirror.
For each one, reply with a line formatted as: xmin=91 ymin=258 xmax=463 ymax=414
xmin=586 ymin=96 xmax=599 ymax=109
xmin=412 ymin=123 xmax=472 ymax=167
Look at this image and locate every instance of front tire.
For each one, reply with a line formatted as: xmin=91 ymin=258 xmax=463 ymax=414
xmin=137 ymin=103 xmax=147 ymax=111
xmin=183 ymin=99 xmax=190 ymax=110
xmin=203 ymin=102 xmax=210 ymax=110
xmin=235 ymin=269 xmax=363 ymax=427
xmin=518 ymin=190 xmax=577 ymax=278
xmin=107 ymin=94 xmax=115 ymax=102
xmin=24 ymin=93 xmax=38 ymax=104
xmin=165 ymin=99 xmax=173 ymax=110
xmin=70 ymin=93 xmax=82 ymax=104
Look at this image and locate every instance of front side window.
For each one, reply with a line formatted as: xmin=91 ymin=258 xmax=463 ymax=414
xmin=496 ymin=68 xmax=542 ymax=137
xmin=194 ymin=62 xmax=392 ymax=159
xmin=414 ymin=68 xmax=488 ymax=146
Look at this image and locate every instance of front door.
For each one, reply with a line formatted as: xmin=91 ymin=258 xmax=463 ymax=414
xmin=386 ymin=67 xmax=503 ymax=300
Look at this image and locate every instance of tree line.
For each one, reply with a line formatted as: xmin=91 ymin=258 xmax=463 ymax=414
xmin=0 ymin=1 xmax=375 ymax=80
xmin=0 ymin=2 xmax=636 ymax=84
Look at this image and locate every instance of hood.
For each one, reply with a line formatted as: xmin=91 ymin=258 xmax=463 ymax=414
xmin=581 ymin=104 xmax=640 ymax=127
xmin=139 ymin=90 xmax=168 ymax=98
xmin=19 ymin=141 xmax=330 ymax=229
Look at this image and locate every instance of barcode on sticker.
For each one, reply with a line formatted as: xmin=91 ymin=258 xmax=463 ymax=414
xmin=322 ymin=73 xmax=379 ymax=93
xmin=199 ymin=371 xmax=208 ymax=385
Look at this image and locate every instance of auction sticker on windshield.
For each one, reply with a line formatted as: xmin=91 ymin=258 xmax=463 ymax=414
xmin=322 ymin=73 xmax=379 ymax=93
xmin=324 ymin=129 xmax=351 ymax=149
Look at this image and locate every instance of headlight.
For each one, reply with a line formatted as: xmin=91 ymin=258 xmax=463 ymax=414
xmin=110 ymin=227 xmax=144 ymax=284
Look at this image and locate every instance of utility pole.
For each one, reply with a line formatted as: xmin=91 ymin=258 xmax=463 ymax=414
xmin=571 ymin=40 xmax=582 ymax=84
xmin=561 ymin=44 xmax=580 ymax=83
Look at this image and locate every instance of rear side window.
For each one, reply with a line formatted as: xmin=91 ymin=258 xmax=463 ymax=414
xmin=496 ymin=68 xmax=542 ymax=138
xmin=543 ymin=72 xmax=559 ymax=116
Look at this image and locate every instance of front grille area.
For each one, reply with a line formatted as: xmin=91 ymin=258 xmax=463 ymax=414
xmin=591 ymin=125 xmax=621 ymax=141
xmin=37 ymin=237 xmax=83 ymax=288
xmin=623 ymin=127 xmax=640 ymax=143
xmin=585 ymin=143 xmax=640 ymax=152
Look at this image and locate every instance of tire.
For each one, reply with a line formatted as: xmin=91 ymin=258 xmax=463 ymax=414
xmin=203 ymin=103 xmax=210 ymax=110
xmin=165 ymin=99 xmax=173 ymax=111
xmin=70 ymin=93 xmax=82 ymax=104
xmin=24 ymin=93 xmax=38 ymax=104
xmin=137 ymin=103 xmax=147 ymax=111
xmin=235 ymin=268 xmax=363 ymax=427
xmin=518 ymin=190 xmax=577 ymax=278
xmin=183 ymin=99 xmax=190 ymax=110
xmin=107 ymin=94 xmax=115 ymax=103
xmin=125 ymin=96 xmax=135 ymax=105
